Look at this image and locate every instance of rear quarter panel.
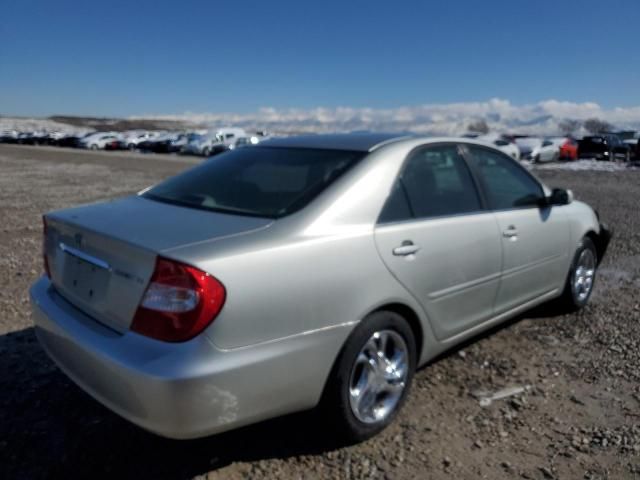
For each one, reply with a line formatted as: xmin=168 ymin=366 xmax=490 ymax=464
xmin=190 ymin=229 xmax=425 ymax=350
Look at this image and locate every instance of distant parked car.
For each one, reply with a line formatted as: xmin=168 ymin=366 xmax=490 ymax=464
xmin=531 ymin=138 xmax=563 ymax=163
xmin=514 ymin=137 xmax=542 ymax=160
xmin=182 ymin=128 xmax=247 ymax=156
xmin=138 ymin=133 xmax=188 ymax=154
xmin=79 ymin=133 xmax=121 ymax=150
xmin=56 ymin=134 xmax=84 ymax=148
xmin=167 ymin=133 xmax=191 ymax=153
xmin=559 ymin=138 xmax=578 ymax=161
xmin=0 ymin=130 xmax=20 ymax=143
xmin=123 ymin=132 xmax=159 ymax=150
xmin=531 ymin=137 xmax=577 ymax=163
xmin=17 ymin=131 xmax=51 ymax=145
xmin=104 ymin=139 xmax=127 ymax=151
xmin=578 ymin=134 xmax=631 ymax=161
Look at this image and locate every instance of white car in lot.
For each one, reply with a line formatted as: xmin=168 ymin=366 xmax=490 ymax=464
xmin=531 ymin=138 xmax=566 ymax=163
xmin=79 ymin=132 xmax=121 ymax=150
xmin=514 ymin=137 xmax=542 ymax=160
xmin=182 ymin=128 xmax=248 ymax=156
xmin=122 ymin=131 xmax=159 ymax=150
xmin=465 ymin=134 xmax=521 ymax=160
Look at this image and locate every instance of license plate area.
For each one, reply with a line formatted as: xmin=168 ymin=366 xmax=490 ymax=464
xmin=61 ymin=254 xmax=109 ymax=303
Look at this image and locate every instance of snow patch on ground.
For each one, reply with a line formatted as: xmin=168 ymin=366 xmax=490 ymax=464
xmin=530 ymin=159 xmax=636 ymax=172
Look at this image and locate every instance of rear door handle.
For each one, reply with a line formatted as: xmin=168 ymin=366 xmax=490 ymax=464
xmin=393 ymin=242 xmax=420 ymax=256
xmin=502 ymin=225 xmax=518 ymax=238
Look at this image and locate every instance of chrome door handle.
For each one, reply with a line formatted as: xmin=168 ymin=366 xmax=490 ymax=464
xmin=502 ymin=226 xmax=518 ymax=238
xmin=393 ymin=242 xmax=420 ymax=256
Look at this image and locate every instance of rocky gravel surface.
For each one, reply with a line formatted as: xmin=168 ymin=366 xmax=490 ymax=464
xmin=0 ymin=145 xmax=639 ymax=479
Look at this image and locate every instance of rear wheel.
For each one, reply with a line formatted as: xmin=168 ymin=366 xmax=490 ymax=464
xmin=558 ymin=237 xmax=598 ymax=311
xmin=321 ymin=311 xmax=416 ymax=443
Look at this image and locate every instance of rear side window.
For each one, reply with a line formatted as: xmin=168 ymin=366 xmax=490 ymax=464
xmin=379 ymin=144 xmax=482 ymax=223
xmin=467 ymin=146 xmax=544 ymax=210
xmin=144 ymin=147 xmax=364 ymax=218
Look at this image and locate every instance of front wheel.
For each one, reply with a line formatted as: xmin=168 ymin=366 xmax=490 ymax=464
xmin=320 ymin=311 xmax=416 ymax=443
xmin=558 ymin=237 xmax=598 ymax=311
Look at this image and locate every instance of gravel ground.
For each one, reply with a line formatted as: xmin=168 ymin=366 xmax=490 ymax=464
xmin=1 ymin=145 xmax=639 ymax=480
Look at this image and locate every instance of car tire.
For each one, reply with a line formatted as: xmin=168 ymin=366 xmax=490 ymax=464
xmin=202 ymin=147 xmax=211 ymax=156
xmin=558 ymin=237 xmax=598 ymax=312
xmin=128 ymin=143 xmax=136 ymax=151
xmin=90 ymin=144 xmax=98 ymax=150
xmin=533 ymin=154 xmax=540 ymax=164
xmin=320 ymin=311 xmax=416 ymax=444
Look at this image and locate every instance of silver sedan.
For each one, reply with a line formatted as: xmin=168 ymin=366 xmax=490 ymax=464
xmin=30 ymin=134 xmax=611 ymax=441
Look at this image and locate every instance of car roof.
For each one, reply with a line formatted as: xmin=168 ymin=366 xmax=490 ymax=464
xmin=261 ymin=133 xmax=412 ymax=152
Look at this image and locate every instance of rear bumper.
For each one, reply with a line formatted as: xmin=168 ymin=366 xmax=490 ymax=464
xmin=30 ymin=277 xmax=347 ymax=439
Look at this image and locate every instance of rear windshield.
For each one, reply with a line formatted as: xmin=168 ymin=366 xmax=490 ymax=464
xmin=143 ymin=147 xmax=365 ymax=218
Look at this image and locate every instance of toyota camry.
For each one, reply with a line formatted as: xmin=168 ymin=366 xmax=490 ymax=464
xmin=30 ymin=133 xmax=611 ymax=442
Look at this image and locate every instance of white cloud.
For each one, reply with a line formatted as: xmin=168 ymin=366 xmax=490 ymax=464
xmin=3 ymin=99 xmax=639 ymax=137
xmin=135 ymin=98 xmax=640 ymax=136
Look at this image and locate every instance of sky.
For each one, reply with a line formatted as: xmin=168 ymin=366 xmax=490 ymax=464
xmin=1 ymin=0 xmax=639 ymax=118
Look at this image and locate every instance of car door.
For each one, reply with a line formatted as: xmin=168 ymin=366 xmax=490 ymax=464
xmin=465 ymin=145 xmax=570 ymax=313
xmin=374 ymin=143 xmax=503 ymax=341
xmin=540 ymin=140 xmax=554 ymax=162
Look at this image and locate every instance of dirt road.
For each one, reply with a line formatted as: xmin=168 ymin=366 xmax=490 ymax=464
xmin=1 ymin=144 xmax=639 ymax=479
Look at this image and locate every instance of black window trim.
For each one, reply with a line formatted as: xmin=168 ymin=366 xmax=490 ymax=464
xmin=376 ymin=142 xmax=488 ymax=226
xmin=460 ymin=143 xmax=546 ymax=213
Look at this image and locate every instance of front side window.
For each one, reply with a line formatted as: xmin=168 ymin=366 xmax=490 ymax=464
xmin=143 ymin=147 xmax=364 ymax=218
xmin=379 ymin=144 xmax=482 ymax=223
xmin=467 ymin=146 xmax=544 ymax=210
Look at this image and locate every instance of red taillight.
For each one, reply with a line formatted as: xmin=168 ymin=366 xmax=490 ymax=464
xmin=131 ymin=257 xmax=226 ymax=342
xmin=42 ymin=216 xmax=51 ymax=278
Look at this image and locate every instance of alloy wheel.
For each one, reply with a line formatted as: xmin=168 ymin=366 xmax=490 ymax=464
xmin=573 ymin=248 xmax=596 ymax=302
xmin=348 ymin=330 xmax=409 ymax=424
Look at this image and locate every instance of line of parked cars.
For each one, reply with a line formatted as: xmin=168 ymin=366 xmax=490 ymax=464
xmin=512 ymin=132 xmax=638 ymax=163
xmin=0 ymin=127 xmax=270 ymax=156
xmin=3 ymin=126 xmax=638 ymax=163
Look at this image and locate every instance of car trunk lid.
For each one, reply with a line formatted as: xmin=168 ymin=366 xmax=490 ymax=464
xmin=44 ymin=195 xmax=272 ymax=333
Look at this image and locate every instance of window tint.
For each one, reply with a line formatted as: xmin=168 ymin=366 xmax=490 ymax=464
xmin=379 ymin=145 xmax=482 ymax=223
xmin=467 ymin=146 xmax=544 ymax=210
xmin=379 ymin=181 xmax=412 ymax=223
xmin=143 ymin=147 xmax=364 ymax=218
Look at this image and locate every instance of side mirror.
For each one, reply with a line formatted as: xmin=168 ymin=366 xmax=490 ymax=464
xmin=546 ymin=188 xmax=573 ymax=206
